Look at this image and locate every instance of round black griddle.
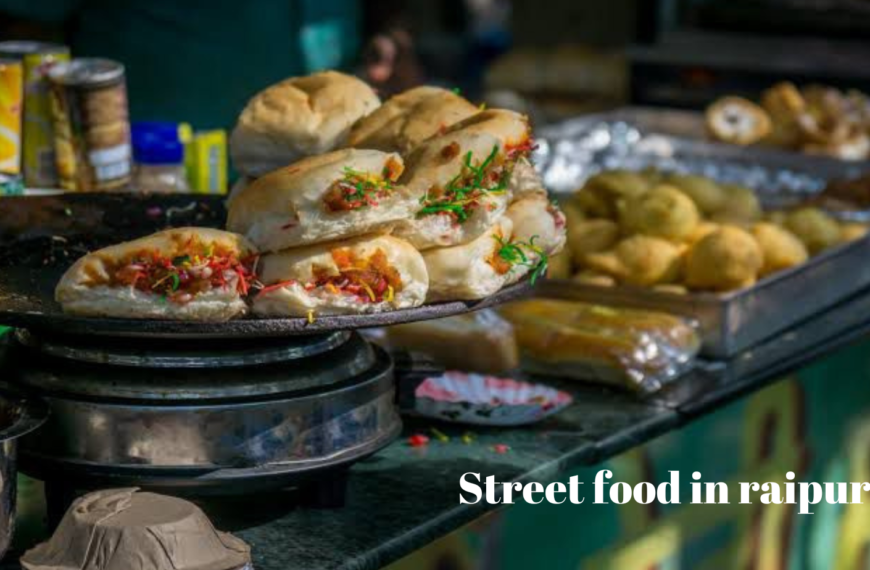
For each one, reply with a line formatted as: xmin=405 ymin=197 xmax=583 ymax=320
xmin=0 ymin=194 xmax=534 ymax=338
xmin=0 ymin=272 xmax=532 ymax=338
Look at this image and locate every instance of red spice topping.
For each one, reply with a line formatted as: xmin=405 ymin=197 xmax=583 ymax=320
xmin=505 ymin=137 xmax=536 ymax=160
xmin=110 ymin=244 xmax=257 ymax=304
xmin=408 ymin=434 xmax=430 ymax=447
xmin=301 ymin=248 xmax=403 ymax=303
xmin=323 ymin=168 xmax=394 ymax=212
xmin=492 ymin=444 xmax=510 ymax=454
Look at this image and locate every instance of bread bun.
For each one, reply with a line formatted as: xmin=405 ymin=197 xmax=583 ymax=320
xmin=230 ymin=71 xmax=380 ymax=176
xmin=253 ymin=234 xmax=428 ymax=317
xmin=394 ymin=110 xmax=531 ymax=250
xmin=508 ymin=157 xmax=547 ymax=200
xmin=423 ymin=217 xmax=514 ymax=301
xmin=347 ymin=86 xmax=478 ymax=153
xmin=226 ymin=175 xmax=253 ymax=207
xmin=502 ymin=195 xmax=567 ymax=284
xmin=55 ymin=228 xmax=257 ymax=321
xmin=227 ymin=149 xmax=413 ymax=252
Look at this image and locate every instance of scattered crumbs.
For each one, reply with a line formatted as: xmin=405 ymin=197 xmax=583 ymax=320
xmin=408 ymin=434 xmax=430 ymax=448
xmin=461 ymin=432 xmax=475 ymax=445
xmin=492 ymin=444 xmax=510 ymax=454
xmin=430 ymin=427 xmax=449 ymax=443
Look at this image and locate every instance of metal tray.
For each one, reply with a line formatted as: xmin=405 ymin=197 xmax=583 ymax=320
xmin=535 ymin=115 xmax=870 ymax=358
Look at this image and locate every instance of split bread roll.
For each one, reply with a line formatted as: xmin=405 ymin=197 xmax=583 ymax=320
xmin=423 ymin=217 xmax=515 ymax=302
xmin=395 ymin=109 xmax=533 ymax=250
xmin=347 ymin=86 xmax=479 ymax=153
xmin=55 ymin=228 xmax=258 ymax=321
xmin=227 ymin=149 xmax=412 ymax=252
xmin=502 ymin=195 xmax=567 ymax=284
xmin=253 ymin=234 xmax=428 ymax=317
xmin=230 ymin=71 xmax=380 ymax=177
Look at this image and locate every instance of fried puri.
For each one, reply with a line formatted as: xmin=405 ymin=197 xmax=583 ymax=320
xmin=783 ymin=207 xmax=842 ymax=254
xmin=667 ymin=174 xmax=727 ymax=215
xmin=751 ymin=222 xmax=808 ymax=276
xmin=620 ymin=184 xmax=700 ymax=241
xmin=685 ymin=226 xmax=763 ymax=291
xmin=569 ymin=218 xmax=621 ymax=265
xmin=585 ymin=235 xmax=683 ymax=286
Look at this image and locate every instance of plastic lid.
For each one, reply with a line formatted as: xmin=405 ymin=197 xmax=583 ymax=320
xmin=132 ymin=122 xmax=185 ymax=165
xmin=134 ymin=138 xmax=184 ymax=165
xmin=132 ymin=121 xmax=181 ymax=143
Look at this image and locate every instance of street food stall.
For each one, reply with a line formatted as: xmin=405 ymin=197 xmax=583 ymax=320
xmin=1 ymin=5 xmax=870 ymax=567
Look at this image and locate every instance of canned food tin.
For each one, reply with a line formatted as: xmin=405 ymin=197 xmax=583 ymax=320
xmin=47 ymin=58 xmax=132 ymax=192
xmin=0 ymin=59 xmax=22 ymax=175
xmin=0 ymin=41 xmax=70 ymax=188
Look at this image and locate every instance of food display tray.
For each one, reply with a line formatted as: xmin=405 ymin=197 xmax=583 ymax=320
xmin=534 ymin=116 xmax=870 ymax=358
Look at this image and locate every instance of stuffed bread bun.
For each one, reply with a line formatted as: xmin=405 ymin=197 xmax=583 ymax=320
xmin=508 ymin=157 xmax=547 ymax=201
xmin=347 ymin=86 xmax=479 ymax=153
xmin=226 ymin=175 xmax=253 ymax=207
xmin=253 ymin=234 xmax=428 ymax=317
xmin=227 ymin=149 xmax=411 ymax=252
xmin=502 ymin=195 xmax=567 ymax=284
xmin=423 ymin=216 xmax=523 ymax=302
xmin=55 ymin=228 xmax=258 ymax=321
xmin=230 ymin=71 xmax=380 ymax=177
xmin=394 ymin=109 xmax=534 ymax=250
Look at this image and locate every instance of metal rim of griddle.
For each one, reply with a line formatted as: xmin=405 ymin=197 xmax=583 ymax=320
xmin=16 ymin=346 xmax=402 ymax=493
xmin=0 ymin=279 xmax=534 ymax=340
xmin=22 ymin=422 xmax=401 ymax=494
xmin=6 ymin=332 xmax=378 ymax=401
xmin=12 ymin=328 xmax=352 ymax=368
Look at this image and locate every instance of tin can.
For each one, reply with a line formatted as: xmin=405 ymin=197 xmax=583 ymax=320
xmin=47 ymin=58 xmax=132 ymax=192
xmin=0 ymin=59 xmax=23 ymax=175
xmin=0 ymin=41 xmax=70 ymax=188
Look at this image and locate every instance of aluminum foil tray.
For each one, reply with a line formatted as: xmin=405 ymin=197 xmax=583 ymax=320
xmin=535 ymin=114 xmax=870 ymax=358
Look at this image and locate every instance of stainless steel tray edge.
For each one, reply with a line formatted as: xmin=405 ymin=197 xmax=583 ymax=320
xmin=541 ymin=235 xmax=870 ymax=358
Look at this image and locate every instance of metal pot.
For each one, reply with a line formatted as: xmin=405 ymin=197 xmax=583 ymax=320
xmin=0 ymin=389 xmax=47 ymax=560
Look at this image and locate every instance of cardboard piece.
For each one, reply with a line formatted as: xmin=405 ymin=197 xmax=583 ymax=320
xmin=21 ymin=488 xmax=251 ymax=570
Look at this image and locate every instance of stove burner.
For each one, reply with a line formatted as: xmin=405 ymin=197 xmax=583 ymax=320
xmin=14 ymin=329 xmax=352 ymax=368
xmin=1 ymin=330 xmax=402 ymax=497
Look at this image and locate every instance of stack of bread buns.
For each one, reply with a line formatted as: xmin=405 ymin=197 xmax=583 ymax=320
xmin=227 ymin=71 xmax=565 ymax=318
xmin=57 ymin=71 xmax=566 ymax=321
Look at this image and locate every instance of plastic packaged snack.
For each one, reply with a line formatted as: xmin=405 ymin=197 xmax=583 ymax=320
xmin=384 ymin=309 xmax=519 ymax=374
xmin=500 ymin=298 xmax=700 ymax=394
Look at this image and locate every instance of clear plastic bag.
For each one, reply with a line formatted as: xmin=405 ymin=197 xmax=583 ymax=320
xmin=499 ymin=298 xmax=700 ymax=394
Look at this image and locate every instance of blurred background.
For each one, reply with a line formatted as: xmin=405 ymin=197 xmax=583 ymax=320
xmin=3 ymin=0 xmax=869 ymax=131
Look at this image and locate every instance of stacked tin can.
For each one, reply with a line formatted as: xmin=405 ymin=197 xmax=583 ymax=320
xmin=0 ymin=41 xmax=70 ymax=193
xmin=48 ymin=58 xmax=133 ymax=191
